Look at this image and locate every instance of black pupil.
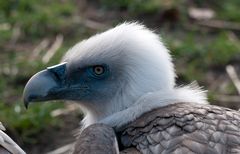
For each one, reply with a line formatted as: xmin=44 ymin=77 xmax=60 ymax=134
xmin=94 ymin=66 xmax=104 ymax=74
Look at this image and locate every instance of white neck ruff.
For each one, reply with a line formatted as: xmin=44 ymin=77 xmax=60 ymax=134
xmin=99 ymin=83 xmax=208 ymax=130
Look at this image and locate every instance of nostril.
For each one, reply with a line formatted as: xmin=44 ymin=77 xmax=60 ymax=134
xmin=47 ymin=62 xmax=67 ymax=81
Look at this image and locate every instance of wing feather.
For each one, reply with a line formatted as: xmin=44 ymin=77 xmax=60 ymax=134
xmin=0 ymin=122 xmax=25 ymax=154
xmin=119 ymin=103 xmax=240 ymax=154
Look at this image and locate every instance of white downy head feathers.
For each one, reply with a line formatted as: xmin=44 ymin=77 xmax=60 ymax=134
xmin=63 ymin=22 xmax=208 ymax=129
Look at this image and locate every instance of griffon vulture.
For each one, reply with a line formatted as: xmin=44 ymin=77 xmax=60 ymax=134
xmin=23 ymin=23 xmax=240 ymax=154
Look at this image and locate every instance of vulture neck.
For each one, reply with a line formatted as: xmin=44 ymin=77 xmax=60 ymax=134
xmin=80 ymin=83 xmax=208 ymax=130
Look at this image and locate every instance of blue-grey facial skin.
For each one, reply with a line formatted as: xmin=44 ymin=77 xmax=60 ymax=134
xmin=23 ymin=61 xmax=122 ymax=108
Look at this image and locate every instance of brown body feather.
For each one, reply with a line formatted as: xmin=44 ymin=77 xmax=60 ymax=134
xmin=73 ymin=123 xmax=119 ymax=154
xmin=118 ymin=103 xmax=240 ymax=154
xmin=74 ymin=103 xmax=240 ymax=154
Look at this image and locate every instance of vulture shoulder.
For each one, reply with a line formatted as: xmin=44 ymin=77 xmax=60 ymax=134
xmin=119 ymin=102 xmax=240 ymax=154
xmin=73 ymin=123 xmax=141 ymax=154
xmin=73 ymin=123 xmax=119 ymax=154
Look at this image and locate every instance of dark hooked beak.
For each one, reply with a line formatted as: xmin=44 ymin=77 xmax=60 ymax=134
xmin=23 ymin=62 xmax=67 ymax=108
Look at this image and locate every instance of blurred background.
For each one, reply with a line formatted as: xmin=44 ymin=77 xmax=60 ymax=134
xmin=0 ymin=0 xmax=240 ymax=153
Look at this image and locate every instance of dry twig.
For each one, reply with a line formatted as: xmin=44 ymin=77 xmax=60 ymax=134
xmin=196 ymin=20 xmax=240 ymax=31
xmin=214 ymin=94 xmax=240 ymax=103
xmin=72 ymin=16 xmax=110 ymax=30
xmin=83 ymin=19 xmax=110 ymax=30
xmin=30 ymin=39 xmax=50 ymax=61
xmin=226 ymin=65 xmax=240 ymax=95
xmin=188 ymin=7 xmax=215 ymax=20
xmin=47 ymin=143 xmax=74 ymax=154
xmin=10 ymin=24 xmax=21 ymax=45
xmin=42 ymin=34 xmax=64 ymax=64
xmin=0 ymin=23 xmax=10 ymax=31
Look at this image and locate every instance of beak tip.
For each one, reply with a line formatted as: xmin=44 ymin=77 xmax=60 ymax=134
xmin=24 ymin=103 xmax=28 ymax=109
xmin=23 ymin=98 xmax=29 ymax=109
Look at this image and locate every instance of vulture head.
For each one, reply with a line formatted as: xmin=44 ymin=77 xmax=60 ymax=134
xmin=23 ymin=23 xmax=207 ymax=129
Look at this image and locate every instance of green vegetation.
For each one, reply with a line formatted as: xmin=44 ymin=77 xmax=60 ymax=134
xmin=165 ymin=30 xmax=240 ymax=80
xmin=0 ymin=0 xmax=239 ymax=151
xmin=0 ymin=0 xmax=77 ymax=38
xmin=217 ymin=0 xmax=240 ymax=22
xmin=0 ymin=102 xmax=63 ymax=143
xmin=0 ymin=0 xmax=81 ymax=146
xmin=101 ymin=0 xmax=167 ymax=13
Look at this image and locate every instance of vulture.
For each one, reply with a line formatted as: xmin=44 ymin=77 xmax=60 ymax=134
xmin=0 ymin=122 xmax=25 ymax=154
xmin=23 ymin=23 xmax=240 ymax=154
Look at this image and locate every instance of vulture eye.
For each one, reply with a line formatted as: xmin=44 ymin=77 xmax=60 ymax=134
xmin=87 ymin=64 xmax=109 ymax=78
xmin=92 ymin=65 xmax=105 ymax=76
